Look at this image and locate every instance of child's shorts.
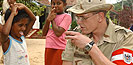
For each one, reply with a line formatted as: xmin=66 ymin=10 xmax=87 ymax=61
xmin=45 ymin=48 xmax=64 ymax=65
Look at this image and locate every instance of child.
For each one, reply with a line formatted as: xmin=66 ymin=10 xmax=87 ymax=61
xmin=0 ymin=0 xmax=16 ymax=63
xmin=42 ymin=0 xmax=72 ymax=65
xmin=1 ymin=3 xmax=36 ymax=65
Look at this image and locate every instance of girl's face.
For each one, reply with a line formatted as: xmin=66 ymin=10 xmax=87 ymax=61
xmin=51 ymin=0 xmax=66 ymax=14
xmin=11 ymin=18 xmax=29 ymax=38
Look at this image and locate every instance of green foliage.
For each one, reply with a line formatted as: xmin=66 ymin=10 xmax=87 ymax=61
xmin=113 ymin=0 xmax=133 ymax=28
xmin=37 ymin=29 xmax=42 ymax=35
xmin=114 ymin=0 xmax=133 ymax=11
xmin=114 ymin=3 xmax=122 ymax=11
xmin=106 ymin=11 xmax=119 ymax=25
xmin=0 ymin=7 xmax=2 ymax=12
xmin=113 ymin=18 xmax=119 ymax=25
xmin=16 ymin=0 xmax=46 ymax=16
xmin=123 ymin=0 xmax=132 ymax=8
xmin=0 ymin=0 xmax=3 ymax=12
xmin=106 ymin=11 xmax=111 ymax=19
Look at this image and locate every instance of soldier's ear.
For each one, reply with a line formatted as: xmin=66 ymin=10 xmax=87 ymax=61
xmin=98 ymin=12 xmax=104 ymax=23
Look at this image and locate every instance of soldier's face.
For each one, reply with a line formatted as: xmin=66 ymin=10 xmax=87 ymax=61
xmin=76 ymin=12 xmax=100 ymax=35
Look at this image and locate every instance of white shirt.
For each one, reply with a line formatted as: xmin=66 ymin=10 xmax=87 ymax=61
xmin=4 ymin=35 xmax=30 ymax=65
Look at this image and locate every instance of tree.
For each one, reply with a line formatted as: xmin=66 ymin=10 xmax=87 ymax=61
xmin=110 ymin=0 xmax=133 ymax=28
xmin=0 ymin=0 xmax=3 ymax=12
xmin=16 ymin=0 xmax=46 ymax=16
xmin=114 ymin=0 xmax=132 ymax=11
xmin=118 ymin=5 xmax=133 ymax=28
xmin=0 ymin=0 xmax=46 ymax=16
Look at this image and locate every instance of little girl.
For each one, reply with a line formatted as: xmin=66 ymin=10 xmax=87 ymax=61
xmin=1 ymin=3 xmax=36 ymax=65
xmin=42 ymin=0 xmax=72 ymax=65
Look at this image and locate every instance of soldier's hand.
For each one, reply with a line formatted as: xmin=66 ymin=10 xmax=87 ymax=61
xmin=65 ymin=31 xmax=92 ymax=49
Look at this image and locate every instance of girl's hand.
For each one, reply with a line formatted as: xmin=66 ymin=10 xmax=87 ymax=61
xmin=15 ymin=3 xmax=26 ymax=10
xmin=47 ymin=8 xmax=56 ymax=22
xmin=10 ymin=4 xmax=18 ymax=16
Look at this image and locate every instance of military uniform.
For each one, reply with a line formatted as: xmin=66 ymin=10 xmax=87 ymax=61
xmin=62 ymin=19 xmax=133 ymax=65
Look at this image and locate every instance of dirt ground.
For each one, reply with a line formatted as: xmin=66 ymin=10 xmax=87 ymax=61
xmin=0 ymin=39 xmax=46 ymax=65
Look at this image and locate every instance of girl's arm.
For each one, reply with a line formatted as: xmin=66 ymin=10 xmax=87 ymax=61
xmin=42 ymin=19 xmax=51 ymax=36
xmin=51 ymin=21 xmax=65 ymax=37
xmin=42 ymin=8 xmax=56 ymax=36
xmin=51 ymin=14 xmax=71 ymax=37
xmin=0 ymin=24 xmax=3 ymax=32
xmin=16 ymin=3 xmax=36 ymax=36
xmin=1 ymin=4 xmax=17 ymax=43
xmin=0 ymin=24 xmax=3 ymax=42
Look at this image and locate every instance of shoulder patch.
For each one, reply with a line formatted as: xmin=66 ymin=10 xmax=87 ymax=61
xmin=123 ymin=52 xmax=132 ymax=64
xmin=111 ymin=48 xmax=133 ymax=65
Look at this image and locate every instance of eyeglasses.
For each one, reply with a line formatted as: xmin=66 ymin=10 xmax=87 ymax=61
xmin=75 ymin=13 xmax=97 ymax=21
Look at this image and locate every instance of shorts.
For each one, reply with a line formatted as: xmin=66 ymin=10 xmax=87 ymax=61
xmin=45 ymin=48 xmax=64 ymax=65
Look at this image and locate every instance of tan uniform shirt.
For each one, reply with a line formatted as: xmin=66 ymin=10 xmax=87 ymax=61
xmin=62 ymin=20 xmax=133 ymax=65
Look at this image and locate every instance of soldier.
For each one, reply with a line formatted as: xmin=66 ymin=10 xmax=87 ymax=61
xmin=62 ymin=0 xmax=133 ymax=65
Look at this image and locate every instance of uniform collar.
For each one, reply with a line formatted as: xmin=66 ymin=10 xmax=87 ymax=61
xmin=97 ymin=19 xmax=116 ymax=46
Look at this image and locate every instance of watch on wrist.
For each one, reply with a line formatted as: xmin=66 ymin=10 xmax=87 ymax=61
xmin=84 ymin=41 xmax=94 ymax=52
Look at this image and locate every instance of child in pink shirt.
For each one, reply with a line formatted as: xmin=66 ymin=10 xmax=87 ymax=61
xmin=42 ymin=0 xmax=72 ymax=65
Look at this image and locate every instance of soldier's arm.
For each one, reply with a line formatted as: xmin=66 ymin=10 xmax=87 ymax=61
xmin=88 ymin=44 xmax=116 ymax=65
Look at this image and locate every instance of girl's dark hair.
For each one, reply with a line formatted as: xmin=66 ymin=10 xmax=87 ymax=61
xmin=4 ymin=9 xmax=30 ymax=25
xmin=51 ymin=0 xmax=66 ymax=3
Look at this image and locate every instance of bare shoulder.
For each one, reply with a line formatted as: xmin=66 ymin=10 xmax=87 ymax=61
xmin=2 ymin=37 xmax=10 ymax=53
